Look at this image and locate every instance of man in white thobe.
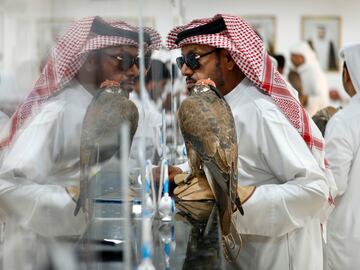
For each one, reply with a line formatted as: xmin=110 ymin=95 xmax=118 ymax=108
xmin=0 ymin=16 xmax=161 ymax=269
xmin=290 ymin=41 xmax=330 ymax=116
xmin=324 ymin=43 xmax=360 ymax=270
xmin=167 ymin=14 xmax=336 ymax=270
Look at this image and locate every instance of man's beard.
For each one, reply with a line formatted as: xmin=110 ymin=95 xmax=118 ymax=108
xmin=120 ymin=77 xmax=139 ymax=93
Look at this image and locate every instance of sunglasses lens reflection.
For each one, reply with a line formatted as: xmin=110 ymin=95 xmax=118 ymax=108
xmin=118 ymin=55 xmax=152 ymax=71
xmin=118 ymin=54 xmax=134 ymax=70
xmin=176 ymin=57 xmax=185 ymax=69
xmin=176 ymin=53 xmax=200 ymax=70
xmin=186 ymin=53 xmax=199 ymax=70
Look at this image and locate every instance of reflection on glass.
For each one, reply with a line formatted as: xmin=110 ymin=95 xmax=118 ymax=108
xmin=0 ymin=0 xmax=196 ymax=269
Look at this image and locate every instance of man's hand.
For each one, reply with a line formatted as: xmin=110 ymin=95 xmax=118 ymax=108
xmin=169 ymin=166 xmax=183 ymax=182
xmin=152 ymin=165 xmax=183 ymax=195
xmin=152 ymin=165 xmax=183 ymax=184
xmin=173 ymin=173 xmax=215 ymax=201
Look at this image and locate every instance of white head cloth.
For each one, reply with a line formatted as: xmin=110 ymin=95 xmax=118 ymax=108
xmin=290 ymin=41 xmax=320 ymax=67
xmin=339 ymin=43 xmax=360 ymax=93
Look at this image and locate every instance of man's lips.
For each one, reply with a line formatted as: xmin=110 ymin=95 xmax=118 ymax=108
xmin=121 ymin=78 xmax=138 ymax=86
xmin=122 ymin=81 xmax=135 ymax=85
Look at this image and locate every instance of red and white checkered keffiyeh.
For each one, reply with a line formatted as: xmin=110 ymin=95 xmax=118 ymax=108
xmin=167 ymin=14 xmax=326 ymax=166
xmin=0 ymin=16 xmax=161 ymax=149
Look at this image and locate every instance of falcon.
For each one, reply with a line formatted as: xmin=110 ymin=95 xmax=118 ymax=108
xmin=178 ymin=79 xmax=243 ymax=236
xmin=74 ymin=80 xmax=139 ymax=216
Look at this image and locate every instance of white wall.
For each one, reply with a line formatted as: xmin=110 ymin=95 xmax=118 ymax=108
xmin=1 ymin=0 xmax=360 ymax=102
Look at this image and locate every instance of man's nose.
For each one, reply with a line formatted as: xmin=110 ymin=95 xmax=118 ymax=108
xmin=126 ymin=63 xmax=140 ymax=76
xmin=180 ymin=63 xmax=194 ymax=77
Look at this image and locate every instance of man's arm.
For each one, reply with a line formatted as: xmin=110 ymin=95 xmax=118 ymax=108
xmin=0 ymin=181 xmax=86 ymax=236
xmin=325 ymin=116 xmax=353 ymax=196
xmin=233 ymin=108 xmax=330 ymax=237
xmin=0 ymin=104 xmax=86 ymax=236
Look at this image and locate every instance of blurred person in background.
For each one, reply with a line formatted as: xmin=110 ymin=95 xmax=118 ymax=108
xmin=324 ymin=43 xmax=360 ymax=270
xmin=329 ymin=88 xmax=348 ymax=109
xmin=290 ymin=41 xmax=330 ymax=116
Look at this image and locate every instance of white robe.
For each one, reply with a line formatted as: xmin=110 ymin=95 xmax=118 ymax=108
xmin=229 ymin=78 xmax=331 ymax=270
xmin=290 ymin=42 xmax=330 ymax=116
xmin=0 ymin=111 xmax=8 ymax=131
xmin=324 ymin=94 xmax=360 ymax=270
xmin=0 ymin=80 xmax=89 ymax=268
xmin=0 ymin=112 xmax=9 ymax=159
xmin=297 ymin=62 xmax=329 ymax=116
xmin=0 ymin=81 xmax=90 ymax=236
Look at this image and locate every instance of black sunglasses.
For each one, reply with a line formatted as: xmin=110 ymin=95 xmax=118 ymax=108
xmin=176 ymin=48 xmax=220 ymax=70
xmin=110 ymin=54 xmax=152 ymax=71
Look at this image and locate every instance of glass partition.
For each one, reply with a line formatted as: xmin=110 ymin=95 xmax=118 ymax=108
xmin=0 ymin=0 xmax=197 ymax=269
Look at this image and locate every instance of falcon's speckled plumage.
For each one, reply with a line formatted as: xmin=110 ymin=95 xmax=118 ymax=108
xmin=178 ymin=80 xmax=243 ymax=236
xmin=74 ymin=81 xmax=138 ymax=216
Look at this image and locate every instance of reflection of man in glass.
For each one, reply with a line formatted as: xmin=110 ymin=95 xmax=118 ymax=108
xmin=308 ymin=25 xmax=338 ymax=70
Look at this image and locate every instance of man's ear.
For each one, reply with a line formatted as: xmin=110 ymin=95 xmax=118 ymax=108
xmin=223 ymin=50 xmax=236 ymax=70
xmin=343 ymin=65 xmax=351 ymax=83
